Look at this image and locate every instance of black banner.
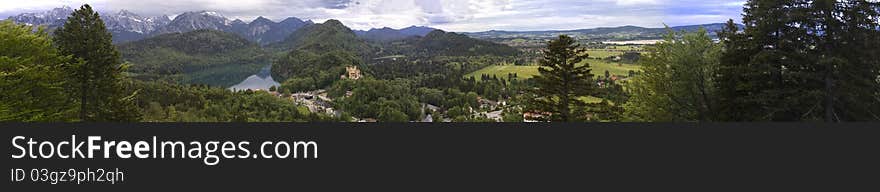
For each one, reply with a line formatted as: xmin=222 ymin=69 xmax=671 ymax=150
xmin=1 ymin=123 xmax=877 ymax=190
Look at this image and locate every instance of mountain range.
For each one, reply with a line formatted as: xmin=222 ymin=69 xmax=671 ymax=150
xmin=7 ymin=7 xmax=745 ymax=45
xmin=6 ymin=7 xmax=313 ymax=44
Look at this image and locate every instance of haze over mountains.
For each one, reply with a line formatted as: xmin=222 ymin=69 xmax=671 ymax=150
xmin=463 ymin=23 xmax=744 ymax=41
xmin=7 ymin=7 xmax=739 ymax=44
xmin=354 ymin=26 xmax=437 ymax=42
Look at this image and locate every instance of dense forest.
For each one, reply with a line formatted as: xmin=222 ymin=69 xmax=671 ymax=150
xmin=2 ymin=1 xmax=878 ymax=122
xmin=118 ymin=29 xmax=268 ymax=87
xmin=625 ymin=0 xmax=880 ymax=122
xmin=269 ymin=19 xmax=371 ymax=93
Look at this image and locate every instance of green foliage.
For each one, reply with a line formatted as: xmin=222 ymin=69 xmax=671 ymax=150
xmin=416 ymin=88 xmax=445 ymax=106
xmin=132 ymin=81 xmax=333 ymax=122
xmin=716 ymin=0 xmax=880 ymax=121
xmin=618 ymin=52 xmax=641 ymax=64
xmin=378 ymin=107 xmax=409 ymax=122
xmin=118 ymin=29 xmax=267 ymax=87
xmin=370 ymin=55 xmax=515 ymax=90
xmin=272 ymin=20 xmax=370 ymax=91
xmin=502 ymin=108 xmax=524 ymax=122
xmin=413 ymin=87 xmax=481 ymax=110
xmin=446 ymin=106 xmax=471 ymax=120
xmin=276 ymin=50 xmax=359 ymax=92
xmin=53 ymin=4 xmax=140 ymax=122
xmin=329 ymin=79 xmax=422 ymax=122
xmin=0 ymin=20 xmax=76 ymax=122
xmin=527 ymin=35 xmax=596 ymax=122
xmin=624 ymin=28 xmax=721 ymax=122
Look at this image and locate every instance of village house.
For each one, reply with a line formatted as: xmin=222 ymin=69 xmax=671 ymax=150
xmin=523 ymin=111 xmax=552 ymax=122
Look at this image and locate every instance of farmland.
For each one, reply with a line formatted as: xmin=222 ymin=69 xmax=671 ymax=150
xmin=465 ymin=59 xmax=642 ymax=81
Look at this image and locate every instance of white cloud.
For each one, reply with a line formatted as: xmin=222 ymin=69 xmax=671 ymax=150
xmin=1 ymin=0 xmax=746 ymax=32
xmin=0 ymin=0 xmax=107 ymax=13
xmin=615 ymin=0 xmax=660 ymax=6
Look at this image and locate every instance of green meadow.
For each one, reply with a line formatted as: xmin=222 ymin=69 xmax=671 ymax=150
xmin=466 ymin=59 xmax=642 ymax=81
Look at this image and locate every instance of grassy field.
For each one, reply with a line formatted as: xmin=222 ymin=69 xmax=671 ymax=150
xmin=466 ymin=59 xmax=641 ymax=81
xmin=586 ymin=50 xmax=621 ymax=58
xmin=581 ymin=96 xmax=605 ymax=104
xmin=608 ymin=45 xmax=643 ymax=50
xmin=586 ymin=45 xmax=646 ymax=59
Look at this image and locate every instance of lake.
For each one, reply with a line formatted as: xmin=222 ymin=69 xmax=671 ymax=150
xmin=229 ymin=65 xmax=281 ymax=91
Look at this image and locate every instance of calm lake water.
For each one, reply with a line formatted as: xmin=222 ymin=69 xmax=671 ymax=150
xmin=229 ymin=65 xmax=280 ymax=91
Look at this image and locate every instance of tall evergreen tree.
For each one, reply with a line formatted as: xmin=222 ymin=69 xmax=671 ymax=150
xmin=748 ymin=0 xmax=815 ymax=121
xmin=53 ymin=4 xmax=141 ymax=121
xmin=0 ymin=21 xmax=76 ymax=122
xmin=527 ymin=35 xmax=595 ymax=122
xmin=718 ymin=0 xmax=880 ymax=121
xmin=716 ymin=19 xmax=753 ymax=121
xmin=817 ymin=0 xmax=880 ymax=120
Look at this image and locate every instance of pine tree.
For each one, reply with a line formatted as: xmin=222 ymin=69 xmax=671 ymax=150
xmin=717 ymin=0 xmax=813 ymax=121
xmin=716 ymin=19 xmax=751 ymax=121
xmin=817 ymin=0 xmax=880 ymax=120
xmin=53 ymin=4 xmax=141 ymax=122
xmin=527 ymin=35 xmax=595 ymax=122
xmin=0 ymin=21 xmax=76 ymax=122
xmin=718 ymin=0 xmax=880 ymax=121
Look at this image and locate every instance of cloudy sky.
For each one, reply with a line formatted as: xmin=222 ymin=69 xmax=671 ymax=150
xmin=0 ymin=0 xmax=746 ymax=32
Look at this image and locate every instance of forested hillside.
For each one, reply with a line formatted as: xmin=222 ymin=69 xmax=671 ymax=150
xmin=410 ymin=30 xmax=520 ymax=57
xmin=118 ymin=29 xmax=268 ymax=87
xmin=270 ymin=19 xmax=373 ymax=92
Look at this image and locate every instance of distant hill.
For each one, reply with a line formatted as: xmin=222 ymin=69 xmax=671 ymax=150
xmin=264 ymin=17 xmax=314 ymax=43
xmin=270 ymin=19 xmax=372 ymax=54
xmin=270 ymin=19 xmax=372 ymax=89
xmin=118 ymin=29 xmax=268 ymax=87
xmin=399 ymin=26 xmax=436 ymax=36
xmin=406 ymin=30 xmax=520 ymax=57
xmin=355 ymin=26 xmax=438 ymax=42
xmin=356 ymin=27 xmax=411 ymax=42
xmin=464 ymin=23 xmax=744 ymax=41
xmin=229 ymin=16 xmax=312 ymax=45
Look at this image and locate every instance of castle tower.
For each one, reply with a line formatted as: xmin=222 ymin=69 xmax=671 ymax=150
xmin=345 ymin=66 xmax=361 ymax=80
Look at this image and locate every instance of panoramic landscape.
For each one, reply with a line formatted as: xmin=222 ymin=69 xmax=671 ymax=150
xmin=1 ymin=0 xmax=878 ymax=122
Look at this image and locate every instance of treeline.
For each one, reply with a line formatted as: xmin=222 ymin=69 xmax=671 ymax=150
xmin=625 ymin=0 xmax=880 ymax=122
xmin=134 ymin=81 xmax=336 ymax=122
xmin=716 ymin=0 xmax=880 ymax=121
xmin=1 ymin=5 xmax=140 ymax=122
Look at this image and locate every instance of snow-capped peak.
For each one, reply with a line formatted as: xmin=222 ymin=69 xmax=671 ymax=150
xmin=118 ymin=9 xmax=137 ymax=16
xmin=199 ymin=11 xmax=224 ymax=17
